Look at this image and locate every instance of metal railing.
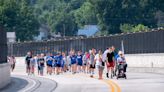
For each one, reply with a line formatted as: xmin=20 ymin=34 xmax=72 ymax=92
xmin=8 ymin=29 xmax=164 ymax=57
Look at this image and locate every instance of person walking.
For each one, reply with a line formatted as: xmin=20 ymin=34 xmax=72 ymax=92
xmin=25 ymin=52 xmax=32 ymax=75
xmin=82 ymin=52 xmax=88 ymax=73
xmin=106 ymin=48 xmax=115 ymax=78
xmin=70 ymin=50 xmax=77 ymax=74
xmin=95 ymin=50 xmax=104 ymax=80
xmin=38 ymin=53 xmax=45 ymax=76
xmin=89 ymin=49 xmax=96 ymax=78
xmin=30 ymin=55 xmax=36 ymax=75
xmin=9 ymin=56 xmax=16 ymax=72
xmin=77 ymin=51 xmax=83 ymax=73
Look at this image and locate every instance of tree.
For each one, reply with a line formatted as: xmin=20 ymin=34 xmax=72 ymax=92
xmin=89 ymin=0 xmax=163 ymax=34
xmin=120 ymin=24 xmax=149 ymax=33
xmin=74 ymin=1 xmax=97 ymax=28
xmin=33 ymin=0 xmax=85 ymax=36
xmin=0 ymin=0 xmax=39 ymax=41
xmin=120 ymin=24 xmax=134 ymax=33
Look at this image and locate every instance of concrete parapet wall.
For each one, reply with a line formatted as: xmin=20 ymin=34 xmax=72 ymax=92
xmin=125 ymin=53 xmax=164 ymax=68
xmin=125 ymin=53 xmax=164 ymax=74
xmin=0 ymin=63 xmax=10 ymax=89
xmin=127 ymin=67 xmax=164 ymax=74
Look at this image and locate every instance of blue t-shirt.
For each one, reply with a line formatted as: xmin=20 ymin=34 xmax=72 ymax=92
xmin=70 ymin=55 xmax=77 ymax=64
xmin=56 ymin=55 xmax=62 ymax=65
xmin=46 ymin=56 xmax=53 ymax=65
xmin=77 ymin=55 xmax=83 ymax=64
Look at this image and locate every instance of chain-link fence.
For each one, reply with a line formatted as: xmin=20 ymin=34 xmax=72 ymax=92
xmin=8 ymin=29 xmax=164 ymax=57
xmin=0 ymin=27 xmax=7 ymax=63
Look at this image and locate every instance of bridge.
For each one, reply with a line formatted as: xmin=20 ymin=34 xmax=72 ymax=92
xmin=1 ymin=56 xmax=164 ymax=92
xmin=1 ymin=28 xmax=164 ymax=92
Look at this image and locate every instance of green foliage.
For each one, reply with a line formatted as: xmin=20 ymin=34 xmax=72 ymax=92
xmin=132 ymin=24 xmax=149 ymax=32
xmin=33 ymin=0 xmax=86 ymax=36
xmin=120 ymin=24 xmax=149 ymax=33
xmin=0 ymin=0 xmax=39 ymax=41
xmin=88 ymin=0 xmax=163 ymax=34
xmin=0 ymin=0 xmax=163 ymax=40
xmin=74 ymin=1 xmax=97 ymax=28
xmin=120 ymin=24 xmax=134 ymax=33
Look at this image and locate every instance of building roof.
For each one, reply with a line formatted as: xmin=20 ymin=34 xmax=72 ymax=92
xmin=78 ymin=25 xmax=99 ymax=37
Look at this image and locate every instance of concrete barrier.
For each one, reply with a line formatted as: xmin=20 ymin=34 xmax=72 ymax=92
xmin=125 ymin=53 xmax=164 ymax=68
xmin=125 ymin=53 xmax=164 ymax=74
xmin=0 ymin=63 xmax=10 ymax=89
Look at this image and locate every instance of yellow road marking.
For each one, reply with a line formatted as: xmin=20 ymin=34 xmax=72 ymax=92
xmin=103 ymin=80 xmax=115 ymax=92
xmin=64 ymin=73 xmax=121 ymax=92
xmin=109 ymin=80 xmax=121 ymax=92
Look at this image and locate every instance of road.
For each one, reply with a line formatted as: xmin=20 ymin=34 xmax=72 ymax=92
xmin=0 ymin=58 xmax=164 ymax=92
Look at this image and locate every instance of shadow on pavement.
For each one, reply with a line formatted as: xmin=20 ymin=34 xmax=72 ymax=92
xmin=0 ymin=77 xmax=28 ymax=92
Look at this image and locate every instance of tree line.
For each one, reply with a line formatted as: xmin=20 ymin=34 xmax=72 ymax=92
xmin=0 ymin=0 xmax=163 ymax=41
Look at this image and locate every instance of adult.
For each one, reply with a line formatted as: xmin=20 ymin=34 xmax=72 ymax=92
xmin=111 ymin=46 xmax=119 ymax=76
xmin=70 ymin=50 xmax=77 ymax=74
xmin=30 ymin=55 xmax=36 ymax=75
xmin=102 ymin=48 xmax=109 ymax=62
xmin=25 ymin=52 xmax=32 ymax=75
xmin=38 ymin=53 xmax=45 ymax=76
xmin=117 ymin=51 xmax=127 ymax=73
xmin=82 ymin=52 xmax=88 ymax=73
xmin=95 ymin=50 xmax=104 ymax=80
xmin=61 ymin=52 xmax=67 ymax=72
xmin=46 ymin=53 xmax=53 ymax=75
xmin=9 ymin=56 xmax=16 ymax=72
xmin=89 ymin=49 xmax=96 ymax=77
xmin=106 ymin=48 xmax=115 ymax=78
xmin=55 ymin=53 xmax=62 ymax=75
xmin=76 ymin=51 xmax=83 ymax=73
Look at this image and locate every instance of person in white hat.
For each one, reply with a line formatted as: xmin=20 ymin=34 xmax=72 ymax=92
xmin=117 ymin=51 xmax=127 ymax=73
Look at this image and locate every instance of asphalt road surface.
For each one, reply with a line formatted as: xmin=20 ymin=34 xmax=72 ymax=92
xmin=1 ymin=58 xmax=164 ymax=92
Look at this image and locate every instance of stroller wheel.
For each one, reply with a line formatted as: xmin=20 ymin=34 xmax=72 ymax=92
xmin=124 ymin=74 xmax=127 ymax=79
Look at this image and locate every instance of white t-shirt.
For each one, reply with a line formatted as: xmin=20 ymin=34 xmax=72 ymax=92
xmin=117 ymin=57 xmax=126 ymax=63
xmin=102 ymin=50 xmax=109 ymax=61
xmin=95 ymin=54 xmax=102 ymax=66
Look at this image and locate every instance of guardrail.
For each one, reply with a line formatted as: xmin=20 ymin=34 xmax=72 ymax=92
xmin=8 ymin=29 xmax=164 ymax=57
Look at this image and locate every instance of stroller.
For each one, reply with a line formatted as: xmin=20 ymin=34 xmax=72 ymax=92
xmin=116 ymin=61 xmax=127 ymax=79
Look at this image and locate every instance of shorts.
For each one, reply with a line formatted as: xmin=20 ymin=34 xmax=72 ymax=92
xmin=77 ymin=62 xmax=83 ymax=66
xmin=83 ymin=63 xmax=87 ymax=66
xmin=107 ymin=61 xmax=115 ymax=68
xmin=96 ymin=65 xmax=104 ymax=70
xmin=56 ymin=64 xmax=61 ymax=67
xmin=90 ymin=64 xmax=95 ymax=69
xmin=71 ymin=61 xmax=76 ymax=65
xmin=47 ymin=64 xmax=52 ymax=67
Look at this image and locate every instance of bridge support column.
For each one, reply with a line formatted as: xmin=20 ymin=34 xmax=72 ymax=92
xmin=0 ymin=63 xmax=10 ymax=89
xmin=0 ymin=26 xmax=10 ymax=89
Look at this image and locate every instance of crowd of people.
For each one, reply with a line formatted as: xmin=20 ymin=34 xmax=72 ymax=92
xmin=25 ymin=46 xmax=127 ymax=79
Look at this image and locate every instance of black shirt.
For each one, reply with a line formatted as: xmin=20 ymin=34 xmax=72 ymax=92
xmin=25 ymin=56 xmax=32 ymax=65
xmin=107 ymin=52 xmax=114 ymax=62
